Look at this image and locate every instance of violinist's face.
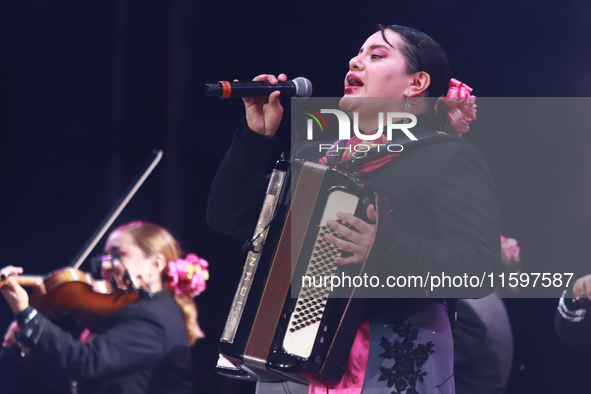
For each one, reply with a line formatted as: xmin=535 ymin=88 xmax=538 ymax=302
xmin=103 ymin=230 xmax=165 ymax=291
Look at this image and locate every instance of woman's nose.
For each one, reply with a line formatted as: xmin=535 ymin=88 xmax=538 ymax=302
xmin=349 ymin=55 xmax=363 ymax=71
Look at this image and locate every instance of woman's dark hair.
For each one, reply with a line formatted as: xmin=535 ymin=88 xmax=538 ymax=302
xmin=378 ymin=24 xmax=450 ymax=98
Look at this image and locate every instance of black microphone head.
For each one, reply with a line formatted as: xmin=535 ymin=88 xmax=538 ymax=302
xmin=293 ymin=77 xmax=313 ymax=97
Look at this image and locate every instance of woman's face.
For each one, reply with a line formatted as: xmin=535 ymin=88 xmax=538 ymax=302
xmin=102 ymin=229 xmax=161 ymax=288
xmin=343 ymin=29 xmax=413 ymax=99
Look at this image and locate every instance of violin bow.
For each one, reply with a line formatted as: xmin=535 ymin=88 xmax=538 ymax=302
xmin=70 ymin=150 xmax=163 ymax=270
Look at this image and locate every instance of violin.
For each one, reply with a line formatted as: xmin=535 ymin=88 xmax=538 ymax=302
xmin=0 ymin=267 xmax=141 ymax=330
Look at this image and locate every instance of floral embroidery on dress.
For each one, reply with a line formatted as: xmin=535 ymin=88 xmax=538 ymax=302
xmin=378 ymin=320 xmax=435 ymax=394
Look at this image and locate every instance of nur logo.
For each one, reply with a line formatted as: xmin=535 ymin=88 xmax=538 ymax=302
xmin=303 ymin=109 xmax=417 ymax=141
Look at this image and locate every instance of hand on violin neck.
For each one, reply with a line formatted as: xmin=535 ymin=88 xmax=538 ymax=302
xmin=0 ymin=265 xmax=23 ymax=282
xmin=0 ymin=266 xmax=30 ymax=316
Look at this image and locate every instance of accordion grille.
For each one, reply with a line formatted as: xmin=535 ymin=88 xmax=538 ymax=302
xmin=283 ymin=189 xmax=359 ymax=358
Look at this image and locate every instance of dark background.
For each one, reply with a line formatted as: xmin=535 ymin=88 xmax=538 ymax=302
xmin=1 ymin=1 xmax=590 ymax=392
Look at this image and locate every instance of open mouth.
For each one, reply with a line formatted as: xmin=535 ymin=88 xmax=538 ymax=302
xmin=347 ymin=74 xmax=364 ymax=87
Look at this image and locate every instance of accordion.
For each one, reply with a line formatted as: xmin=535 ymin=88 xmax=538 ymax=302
xmin=216 ymin=160 xmax=392 ymax=385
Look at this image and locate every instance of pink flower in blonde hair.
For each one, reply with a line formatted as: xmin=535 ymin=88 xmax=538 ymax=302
xmin=165 ymin=253 xmax=209 ymax=297
xmin=435 ymin=78 xmax=477 ymax=137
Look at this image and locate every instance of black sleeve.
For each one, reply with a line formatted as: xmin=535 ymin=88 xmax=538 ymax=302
xmin=16 ymin=306 xmax=168 ymax=380
xmin=207 ymin=119 xmax=276 ymax=239
xmin=382 ymin=143 xmax=501 ymax=297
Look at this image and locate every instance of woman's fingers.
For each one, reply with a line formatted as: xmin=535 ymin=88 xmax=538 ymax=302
xmin=0 ymin=266 xmax=24 ymax=281
xmin=242 ymin=73 xmax=287 ymax=138
xmin=265 ymin=90 xmax=284 ymax=124
xmin=366 ymin=204 xmax=377 ymax=223
xmin=572 ymin=275 xmax=591 ymax=298
xmin=322 ymin=212 xmax=377 ymax=265
xmin=252 ymin=73 xmax=287 ymax=84
xmin=0 ymin=278 xmax=30 ymax=315
xmin=333 ymin=212 xmax=377 ymax=237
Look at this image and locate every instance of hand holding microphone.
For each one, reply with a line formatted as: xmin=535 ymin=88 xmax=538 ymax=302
xmin=205 ymin=76 xmax=312 ymax=98
xmin=205 ymin=73 xmax=312 ymax=138
xmin=244 ymin=74 xmax=286 ymax=138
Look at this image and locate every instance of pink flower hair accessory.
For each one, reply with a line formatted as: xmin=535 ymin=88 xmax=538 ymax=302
xmin=500 ymin=235 xmax=521 ymax=262
xmin=164 ymin=253 xmax=209 ymax=297
xmin=434 ymin=78 xmax=477 ymax=137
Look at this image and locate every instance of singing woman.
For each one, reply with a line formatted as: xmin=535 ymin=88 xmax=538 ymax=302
xmin=0 ymin=221 xmax=208 ymax=394
xmin=208 ymin=25 xmax=501 ymax=393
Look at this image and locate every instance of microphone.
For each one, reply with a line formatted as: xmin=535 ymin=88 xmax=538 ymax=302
xmin=205 ymin=77 xmax=312 ymax=98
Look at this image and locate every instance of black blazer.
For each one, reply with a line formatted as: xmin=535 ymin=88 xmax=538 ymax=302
xmin=16 ymin=292 xmax=192 ymax=394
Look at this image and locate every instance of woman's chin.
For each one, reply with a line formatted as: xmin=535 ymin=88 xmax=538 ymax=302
xmin=339 ymin=95 xmax=364 ymax=113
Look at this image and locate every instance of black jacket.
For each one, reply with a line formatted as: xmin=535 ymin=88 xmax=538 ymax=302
xmin=16 ymin=291 xmax=192 ymax=394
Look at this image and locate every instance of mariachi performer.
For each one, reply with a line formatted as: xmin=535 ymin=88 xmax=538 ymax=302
xmin=208 ymin=24 xmax=501 ymax=393
xmin=0 ymin=221 xmax=208 ymax=394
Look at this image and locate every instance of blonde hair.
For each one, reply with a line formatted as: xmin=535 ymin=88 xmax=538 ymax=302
xmin=109 ymin=221 xmax=204 ymax=345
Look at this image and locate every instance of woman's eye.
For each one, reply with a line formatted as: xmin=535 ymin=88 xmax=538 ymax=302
xmin=371 ymin=53 xmax=386 ymax=59
xmin=107 ymin=248 xmax=126 ymax=257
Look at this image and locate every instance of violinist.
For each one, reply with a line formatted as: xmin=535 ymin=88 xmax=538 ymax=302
xmin=0 ymin=221 xmax=208 ymax=394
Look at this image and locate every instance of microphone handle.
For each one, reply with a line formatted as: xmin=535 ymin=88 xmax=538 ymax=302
xmin=205 ymin=81 xmax=296 ymax=98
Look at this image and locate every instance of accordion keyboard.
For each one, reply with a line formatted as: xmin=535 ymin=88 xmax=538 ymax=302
xmin=283 ymin=190 xmax=359 ymax=359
